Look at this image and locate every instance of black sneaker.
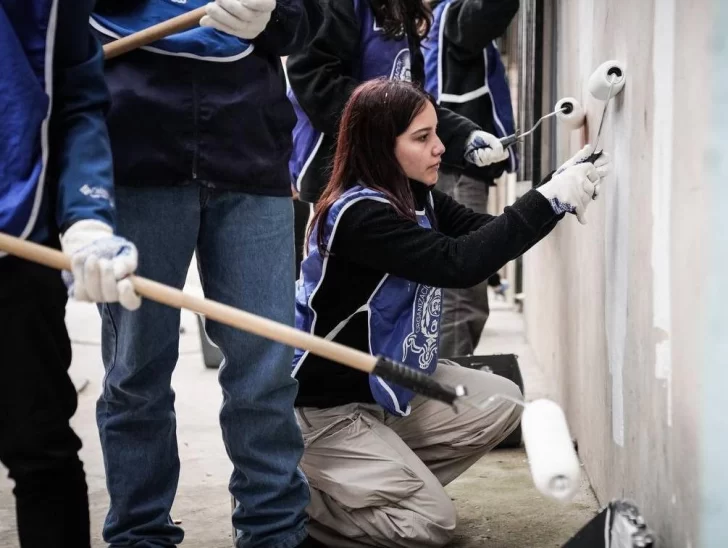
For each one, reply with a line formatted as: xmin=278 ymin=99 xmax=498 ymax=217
xmin=295 ymin=535 xmax=329 ymax=548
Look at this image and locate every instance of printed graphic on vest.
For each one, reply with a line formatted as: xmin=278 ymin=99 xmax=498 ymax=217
xmin=390 ymin=49 xmax=412 ymax=82
xmin=402 ymin=285 xmax=442 ymax=369
xmin=80 ymin=184 xmax=113 ymax=205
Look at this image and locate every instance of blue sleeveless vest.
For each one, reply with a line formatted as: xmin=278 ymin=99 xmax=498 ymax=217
xmin=288 ymin=0 xmax=412 ymax=190
xmin=293 ymin=185 xmax=442 ymax=416
xmin=0 ymin=0 xmax=56 ymax=246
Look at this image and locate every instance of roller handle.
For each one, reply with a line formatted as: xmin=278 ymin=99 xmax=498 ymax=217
xmin=102 ymin=6 xmax=207 ymax=60
xmin=499 ymin=134 xmax=520 ymax=149
xmin=372 ymin=356 xmax=466 ymax=406
xmin=577 ymin=150 xmax=604 ymax=200
xmin=582 ymin=150 xmax=603 ymax=165
xmin=0 ymin=232 xmax=468 ymax=408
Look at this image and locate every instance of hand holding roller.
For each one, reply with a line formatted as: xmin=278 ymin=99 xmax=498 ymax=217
xmin=499 ymin=97 xmax=586 ymax=149
xmin=0 ymin=232 xmax=466 ymax=408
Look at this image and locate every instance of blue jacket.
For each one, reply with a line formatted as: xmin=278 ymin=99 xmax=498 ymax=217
xmin=91 ymin=0 xmax=319 ymax=195
xmin=423 ymin=0 xmax=520 ymax=181
xmin=0 ymin=0 xmax=115 ymax=256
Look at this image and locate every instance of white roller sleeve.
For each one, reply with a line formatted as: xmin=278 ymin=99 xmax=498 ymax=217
xmin=555 ymin=97 xmax=586 ymax=129
xmin=522 ymin=399 xmax=581 ymax=502
xmin=588 ymin=60 xmax=627 ymax=100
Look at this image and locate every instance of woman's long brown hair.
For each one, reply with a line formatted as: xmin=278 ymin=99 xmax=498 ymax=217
xmin=308 ymin=79 xmax=435 ymax=255
xmin=369 ymin=0 xmax=432 ymax=43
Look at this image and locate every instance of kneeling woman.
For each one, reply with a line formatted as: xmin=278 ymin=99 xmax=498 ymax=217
xmin=293 ymin=79 xmax=608 ymax=548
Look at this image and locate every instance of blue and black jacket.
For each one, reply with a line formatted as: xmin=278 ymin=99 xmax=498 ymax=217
xmin=0 ymin=0 xmax=116 ymax=257
xmin=423 ymin=0 xmax=520 ymax=183
xmin=91 ymin=0 xmax=320 ymax=195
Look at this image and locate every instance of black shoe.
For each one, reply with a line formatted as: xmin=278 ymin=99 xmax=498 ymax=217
xmin=295 ymin=535 xmax=329 ymax=548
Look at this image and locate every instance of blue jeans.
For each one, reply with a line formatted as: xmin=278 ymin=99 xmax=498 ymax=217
xmin=97 ymin=185 xmax=309 ymax=548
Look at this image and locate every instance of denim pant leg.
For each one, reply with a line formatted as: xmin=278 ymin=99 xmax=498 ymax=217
xmin=97 ymin=185 xmax=200 ymax=547
xmin=196 ymin=190 xmax=309 ymax=548
xmin=436 ymin=171 xmax=491 ymax=357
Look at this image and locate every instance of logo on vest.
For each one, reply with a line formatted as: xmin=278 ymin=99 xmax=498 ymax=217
xmin=390 ymin=49 xmax=412 ymax=82
xmin=402 ymin=285 xmax=442 ymax=369
xmin=79 ymin=184 xmax=113 ymax=205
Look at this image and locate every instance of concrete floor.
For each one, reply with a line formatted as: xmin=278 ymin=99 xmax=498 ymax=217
xmin=0 ymin=283 xmax=599 ymax=548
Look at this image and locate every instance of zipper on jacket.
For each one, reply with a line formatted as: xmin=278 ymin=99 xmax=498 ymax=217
xmin=192 ymin=80 xmax=199 ymax=180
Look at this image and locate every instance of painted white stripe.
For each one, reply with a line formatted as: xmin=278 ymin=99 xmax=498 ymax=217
xmin=1 ymin=0 xmax=62 ymax=260
xmin=604 ymin=111 xmax=630 ymax=447
xmin=292 ymin=195 xmax=391 ymax=377
xmin=89 ymin=18 xmax=254 ymax=62
xmin=652 ymin=0 xmax=675 ymax=427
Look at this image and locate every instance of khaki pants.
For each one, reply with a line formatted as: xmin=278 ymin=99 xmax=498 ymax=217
xmin=296 ymin=362 xmax=523 ymax=548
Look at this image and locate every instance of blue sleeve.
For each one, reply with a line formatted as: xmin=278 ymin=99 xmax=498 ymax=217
xmin=52 ymin=0 xmax=116 ymax=233
xmin=254 ymin=0 xmax=323 ymax=57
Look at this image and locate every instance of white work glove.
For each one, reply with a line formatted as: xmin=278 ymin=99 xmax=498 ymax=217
xmin=463 ymin=130 xmax=510 ymax=167
xmin=200 ymin=0 xmax=276 ymax=40
xmin=536 ymin=162 xmax=599 ymax=225
xmin=60 ymin=220 xmax=141 ymax=310
xmin=556 ymin=144 xmax=612 ymax=198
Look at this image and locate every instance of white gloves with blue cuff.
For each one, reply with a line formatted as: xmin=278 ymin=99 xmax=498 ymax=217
xmin=201 ymin=0 xmax=276 ymax=40
xmin=464 ymin=130 xmax=510 ymax=167
xmin=61 ymin=220 xmax=141 ymax=310
xmin=536 ymin=145 xmax=612 ymax=224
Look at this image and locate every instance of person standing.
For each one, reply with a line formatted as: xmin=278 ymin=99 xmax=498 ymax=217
xmin=423 ymin=0 xmax=520 ymax=357
xmin=90 ymin=1 xmax=325 ymax=546
xmin=0 ymin=1 xmax=141 ymax=546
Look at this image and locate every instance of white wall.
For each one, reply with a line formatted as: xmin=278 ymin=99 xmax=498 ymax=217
xmin=522 ymin=1 xmax=712 ymax=545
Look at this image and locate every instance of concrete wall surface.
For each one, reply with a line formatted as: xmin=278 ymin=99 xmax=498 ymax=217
xmin=522 ymin=1 xmax=713 ymax=546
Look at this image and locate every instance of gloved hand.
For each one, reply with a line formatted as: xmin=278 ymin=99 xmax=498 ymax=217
xmin=60 ymin=220 xmax=141 ymax=310
xmin=556 ymin=144 xmax=612 ymax=200
xmin=464 ymin=130 xmax=510 ymax=167
xmin=200 ymin=0 xmax=276 ymax=40
xmin=536 ymin=162 xmax=599 ymax=225
xmin=556 ymin=144 xmax=612 ymax=177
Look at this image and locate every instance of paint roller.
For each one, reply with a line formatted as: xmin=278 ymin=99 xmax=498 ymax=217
xmin=0 ymin=233 xmax=467 ymax=408
xmin=521 ymin=399 xmax=581 ymax=502
xmin=583 ymin=60 xmax=627 ymax=164
xmin=499 ymin=97 xmax=586 ymax=149
xmin=462 ymin=395 xmax=581 ymax=502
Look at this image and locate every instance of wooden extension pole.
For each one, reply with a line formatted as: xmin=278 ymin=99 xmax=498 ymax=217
xmin=102 ymin=6 xmax=207 ymax=60
xmin=0 ymin=233 xmax=464 ymax=406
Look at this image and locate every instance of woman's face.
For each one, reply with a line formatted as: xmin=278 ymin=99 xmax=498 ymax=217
xmin=394 ymin=102 xmax=445 ymax=186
